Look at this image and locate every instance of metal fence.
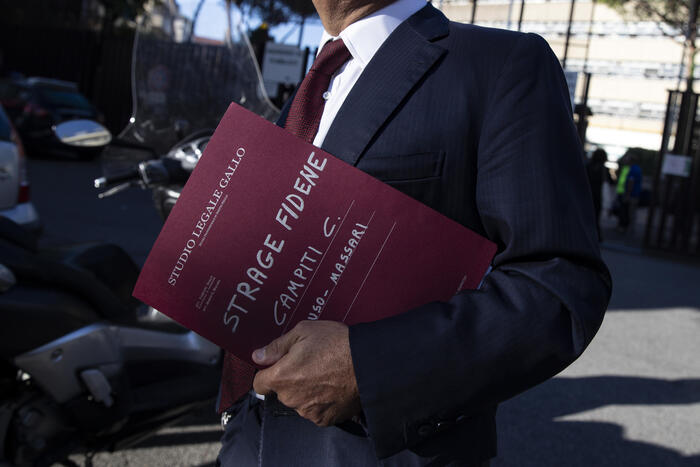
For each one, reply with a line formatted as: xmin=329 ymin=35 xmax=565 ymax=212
xmin=644 ymin=90 xmax=700 ymax=256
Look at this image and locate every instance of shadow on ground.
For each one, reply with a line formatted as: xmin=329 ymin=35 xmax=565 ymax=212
xmin=494 ymin=376 xmax=700 ymax=466
xmin=133 ymin=406 xmax=222 ymax=450
xmin=130 ymin=377 xmax=700 ymax=466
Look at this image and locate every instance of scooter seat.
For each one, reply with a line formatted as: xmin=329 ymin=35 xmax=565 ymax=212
xmin=41 ymin=242 xmax=141 ymax=312
xmin=0 ymin=216 xmax=38 ymax=251
xmin=0 ymin=237 xmax=131 ymax=324
xmin=0 ymin=219 xmax=186 ymax=333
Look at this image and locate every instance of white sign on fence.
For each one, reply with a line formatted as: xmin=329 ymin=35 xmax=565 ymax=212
xmin=661 ymin=153 xmax=693 ymax=178
xmin=262 ymin=42 xmax=304 ymax=98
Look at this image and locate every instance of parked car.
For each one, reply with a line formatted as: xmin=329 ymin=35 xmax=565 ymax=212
xmin=0 ymin=77 xmax=107 ymax=158
xmin=0 ymin=103 xmax=40 ymax=231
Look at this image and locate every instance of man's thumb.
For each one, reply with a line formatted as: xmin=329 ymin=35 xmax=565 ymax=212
xmin=252 ymin=331 xmax=297 ymax=366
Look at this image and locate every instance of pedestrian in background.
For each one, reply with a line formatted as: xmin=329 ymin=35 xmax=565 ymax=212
xmin=615 ymin=151 xmax=643 ymax=235
xmin=586 ymin=148 xmax=608 ymax=240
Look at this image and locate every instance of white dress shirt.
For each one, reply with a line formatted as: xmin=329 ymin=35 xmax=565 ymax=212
xmin=312 ymin=0 xmax=427 ymax=147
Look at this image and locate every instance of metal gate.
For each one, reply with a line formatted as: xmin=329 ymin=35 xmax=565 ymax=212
xmin=644 ymin=90 xmax=700 ymax=256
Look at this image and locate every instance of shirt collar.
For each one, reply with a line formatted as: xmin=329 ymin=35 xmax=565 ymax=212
xmin=318 ymin=0 xmax=426 ymax=68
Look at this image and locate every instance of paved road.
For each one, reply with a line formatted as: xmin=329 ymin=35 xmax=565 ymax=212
xmin=24 ymin=155 xmax=700 ymax=466
xmin=28 ymin=153 xmax=163 ymax=265
xmin=494 ymin=249 xmax=700 ymax=467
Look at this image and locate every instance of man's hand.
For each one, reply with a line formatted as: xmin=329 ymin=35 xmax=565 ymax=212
xmin=252 ymin=320 xmax=361 ymax=426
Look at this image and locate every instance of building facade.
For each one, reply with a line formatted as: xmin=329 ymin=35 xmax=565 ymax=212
xmin=438 ymin=0 xmax=696 ymax=157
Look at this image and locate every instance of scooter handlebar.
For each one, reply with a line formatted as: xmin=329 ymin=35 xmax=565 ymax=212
xmin=94 ymin=158 xmax=188 ymax=192
xmin=94 ymin=168 xmax=141 ymax=188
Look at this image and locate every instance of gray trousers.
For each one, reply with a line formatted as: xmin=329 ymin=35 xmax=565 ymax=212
xmin=216 ymin=393 xmax=491 ymax=467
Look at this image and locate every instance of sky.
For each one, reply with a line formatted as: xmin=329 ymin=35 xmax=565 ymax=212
xmin=177 ymin=0 xmax=325 ymax=51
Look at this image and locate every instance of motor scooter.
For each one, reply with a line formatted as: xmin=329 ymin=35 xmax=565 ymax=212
xmin=0 ymin=8 xmax=278 ymax=465
xmin=0 ymin=212 xmax=222 ymax=466
xmin=95 ymin=15 xmax=278 ymax=218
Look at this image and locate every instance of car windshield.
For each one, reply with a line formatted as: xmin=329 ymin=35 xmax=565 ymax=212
xmin=37 ymin=88 xmax=93 ymax=110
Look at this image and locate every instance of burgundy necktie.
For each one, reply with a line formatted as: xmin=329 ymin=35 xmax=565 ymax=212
xmin=218 ymin=39 xmax=352 ymax=414
xmin=284 ymin=38 xmax=352 ymax=142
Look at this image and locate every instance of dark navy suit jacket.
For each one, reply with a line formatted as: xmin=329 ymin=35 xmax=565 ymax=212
xmin=279 ymin=3 xmax=612 ymax=463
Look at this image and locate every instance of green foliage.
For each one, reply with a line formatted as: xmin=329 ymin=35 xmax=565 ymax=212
xmin=0 ymin=0 xmax=156 ymax=31
xmin=624 ymin=147 xmax=659 ymax=176
xmin=99 ymin=0 xmax=158 ymax=31
xmin=101 ymin=0 xmax=151 ymax=20
xmin=601 ymin=0 xmax=697 ymax=90
xmin=281 ymin=0 xmax=317 ymax=18
xmin=600 ymin=0 xmax=691 ymax=34
xmin=236 ymin=0 xmax=317 ymax=25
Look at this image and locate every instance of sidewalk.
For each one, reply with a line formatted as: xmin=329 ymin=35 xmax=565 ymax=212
xmin=82 ymin=248 xmax=700 ymax=467
xmin=493 ymin=248 xmax=700 ymax=466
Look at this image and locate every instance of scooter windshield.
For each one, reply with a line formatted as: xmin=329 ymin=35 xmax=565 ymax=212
xmin=118 ymin=2 xmax=279 ymax=155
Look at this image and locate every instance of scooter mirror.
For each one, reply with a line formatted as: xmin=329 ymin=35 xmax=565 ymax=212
xmin=53 ymin=120 xmax=112 ymax=148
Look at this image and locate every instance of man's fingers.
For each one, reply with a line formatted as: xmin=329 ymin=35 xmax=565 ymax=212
xmin=252 ymin=367 xmax=274 ymax=395
xmin=252 ymin=327 xmax=301 ymax=366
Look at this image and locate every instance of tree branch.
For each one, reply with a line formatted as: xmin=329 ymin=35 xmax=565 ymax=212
xmin=635 ymin=1 xmax=685 ymax=30
xmin=652 ymin=21 xmax=685 ymax=38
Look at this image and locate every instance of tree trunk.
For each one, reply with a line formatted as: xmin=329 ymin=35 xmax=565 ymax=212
xmin=685 ymin=0 xmax=699 ymax=92
xmin=267 ymin=0 xmax=275 ymax=23
xmin=298 ymin=15 xmax=306 ymax=48
xmin=189 ymin=0 xmax=206 ymax=42
xmin=225 ymin=0 xmax=233 ymax=47
xmin=687 ymin=40 xmax=697 ymax=93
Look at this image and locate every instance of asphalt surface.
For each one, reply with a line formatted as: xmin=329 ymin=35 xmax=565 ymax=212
xmin=23 ymin=154 xmax=700 ymax=466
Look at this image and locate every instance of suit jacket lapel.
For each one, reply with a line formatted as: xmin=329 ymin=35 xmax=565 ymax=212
xmin=321 ymin=4 xmax=449 ymax=166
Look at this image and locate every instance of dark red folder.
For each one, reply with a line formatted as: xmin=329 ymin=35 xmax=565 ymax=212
xmin=133 ymin=103 xmax=496 ymax=366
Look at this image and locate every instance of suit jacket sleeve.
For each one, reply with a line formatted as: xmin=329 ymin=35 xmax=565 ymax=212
xmin=348 ymin=33 xmax=612 ymax=458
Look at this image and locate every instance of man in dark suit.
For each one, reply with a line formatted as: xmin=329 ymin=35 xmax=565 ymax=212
xmin=217 ymin=0 xmax=611 ymax=465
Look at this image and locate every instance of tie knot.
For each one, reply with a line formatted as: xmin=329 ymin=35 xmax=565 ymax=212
xmin=310 ymin=39 xmax=352 ymax=77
